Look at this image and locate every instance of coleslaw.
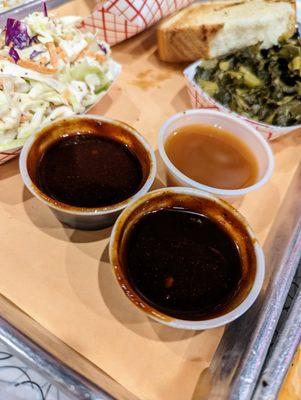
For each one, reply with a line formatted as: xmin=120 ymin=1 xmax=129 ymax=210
xmin=0 ymin=0 xmax=31 ymax=13
xmin=0 ymin=11 xmax=120 ymax=151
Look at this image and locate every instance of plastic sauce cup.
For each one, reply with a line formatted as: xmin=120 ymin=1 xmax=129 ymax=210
xmin=158 ymin=109 xmax=274 ymax=200
xmin=19 ymin=115 xmax=156 ymax=230
xmin=109 ymin=187 xmax=265 ymax=330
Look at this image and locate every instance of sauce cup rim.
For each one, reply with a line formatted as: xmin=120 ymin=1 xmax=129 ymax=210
xmin=158 ymin=109 xmax=274 ymax=197
xmin=19 ymin=114 xmax=157 ymax=216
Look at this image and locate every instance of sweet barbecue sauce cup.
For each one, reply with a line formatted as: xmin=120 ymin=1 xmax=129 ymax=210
xmin=19 ymin=115 xmax=156 ymax=230
xmin=109 ymin=187 xmax=265 ymax=330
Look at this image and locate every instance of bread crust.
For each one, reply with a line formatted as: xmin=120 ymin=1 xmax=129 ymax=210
xmin=157 ymin=0 xmax=296 ymax=62
xmin=158 ymin=24 xmax=224 ymax=62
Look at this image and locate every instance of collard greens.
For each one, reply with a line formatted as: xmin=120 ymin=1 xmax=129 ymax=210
xmin=194 ymin=35 xmax=301 ymax=127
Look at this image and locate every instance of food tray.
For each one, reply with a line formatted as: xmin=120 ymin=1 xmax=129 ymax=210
xmin=184 ymin=60 xmax=301 ymax=141
xmin=0 ymin=162 xmax=300 ymax=400
xmin=255 ymin=260 xmax=301 ymax=399
xmin=80 ymin=0 xmax=194 ymax=46
xmin=0 ymin=1 xmax=301 ymax=399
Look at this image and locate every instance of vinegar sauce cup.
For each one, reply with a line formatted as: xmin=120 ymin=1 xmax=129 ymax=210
xmin=158 ymin=109 xmax=274 ymax=201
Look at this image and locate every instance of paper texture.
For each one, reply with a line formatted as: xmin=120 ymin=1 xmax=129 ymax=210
xmin=0 ymin=146 xmax=22 ymax=166
xmin=0 ymin=1 xmax=301 ymax=399
xmin=280 ymin=348 xmax=301 ymax=400
xmin=80 ymin=0 xmax=194 ymax=45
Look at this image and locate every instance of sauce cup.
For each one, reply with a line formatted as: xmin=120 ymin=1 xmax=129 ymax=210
xmin=158 ymin=109 xmax=274 ymax=200
xmin=109 ymin=187 xmax=265 ymax=330
xmin=19 ymin=115 xmax=156 ymax=230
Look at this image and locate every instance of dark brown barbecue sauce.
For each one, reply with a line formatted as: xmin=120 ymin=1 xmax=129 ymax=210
xmin=123 ymin=208 xmax=243 ymax=320
xmin=35 ymin=134 xmax=143 ymax=208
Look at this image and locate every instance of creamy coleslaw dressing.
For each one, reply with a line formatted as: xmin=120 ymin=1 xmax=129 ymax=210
xmin=0 ymin=12 xmax=120 ymax=149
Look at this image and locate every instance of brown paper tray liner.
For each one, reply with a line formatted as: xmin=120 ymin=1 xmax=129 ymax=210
xmin=0 ymin=1 xmax=300 ymax=399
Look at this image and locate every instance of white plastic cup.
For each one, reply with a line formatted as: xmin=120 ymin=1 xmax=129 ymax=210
xmin=109 ymin=187 xmax=265 ymax=330
xmin=158 ymin=109 xmax=274 ymax=200
xmin=19 ymin=115 xmax=157 ymax=230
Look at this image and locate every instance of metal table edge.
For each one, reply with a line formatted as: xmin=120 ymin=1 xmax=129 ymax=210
xmin=0 ymin=314 xmax=115 ymax=400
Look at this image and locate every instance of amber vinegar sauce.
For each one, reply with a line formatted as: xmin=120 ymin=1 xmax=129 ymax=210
xmin=165 ymin=124 xmax=259 ymax=190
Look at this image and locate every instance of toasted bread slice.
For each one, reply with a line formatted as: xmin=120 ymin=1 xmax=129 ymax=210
xmin=157 ymin=0 xmax=296 ymax=62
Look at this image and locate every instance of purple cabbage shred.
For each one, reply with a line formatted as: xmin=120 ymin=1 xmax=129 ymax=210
xmin=9 ymin=47 xmax=19 ymax=63
xmin=30 ymin=35 xmax=39 ymax=44
xmin=98 ymin=43 xmax=108 ymax=55
xmin=30 ymin=50 xmax=44 ymax=59
xmin=5 ymin=18 xmax=31 ymax=49
xmin=42 ymin=1 xmax=48 ymax=17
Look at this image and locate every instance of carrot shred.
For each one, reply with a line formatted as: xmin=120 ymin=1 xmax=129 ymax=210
xmin=63 ymin=34 xmax=73 ymax=40
xmin=75 ymin=49 xmax=106 ymax=63
xmin=74 ymin=46 xmax=88 ymax=61
xmin=57 ymin=46 xmax=67 ymax=61
xmin=39 ymin=57 xmax=48 ymax=65
xmin=0 ymin=55 xmax=57 ymax=74
xmin=92 ymin=52 xmax=106 ymax=63
xmin=45 ymin=42 xmax=58 ymax=68
xmin=20 ymin=114 xmax=31 ymax=122
xmin=0 ymin=55 xmax=14 ymax=63
xmin=17 ymin=59 xmax=58 ymax=74
xmin=86 ymin=50 xmax=105 ymax=62
xmin=62 ymin=88 xmax=72 ymax=104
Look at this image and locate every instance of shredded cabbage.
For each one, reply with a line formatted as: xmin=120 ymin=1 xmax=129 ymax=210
xmin=0 ymin=12 xmax=121 ymax=151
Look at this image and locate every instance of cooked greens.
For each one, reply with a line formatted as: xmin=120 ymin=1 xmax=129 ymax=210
xmin=194 ymin=35 xmax=301 ymax=127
